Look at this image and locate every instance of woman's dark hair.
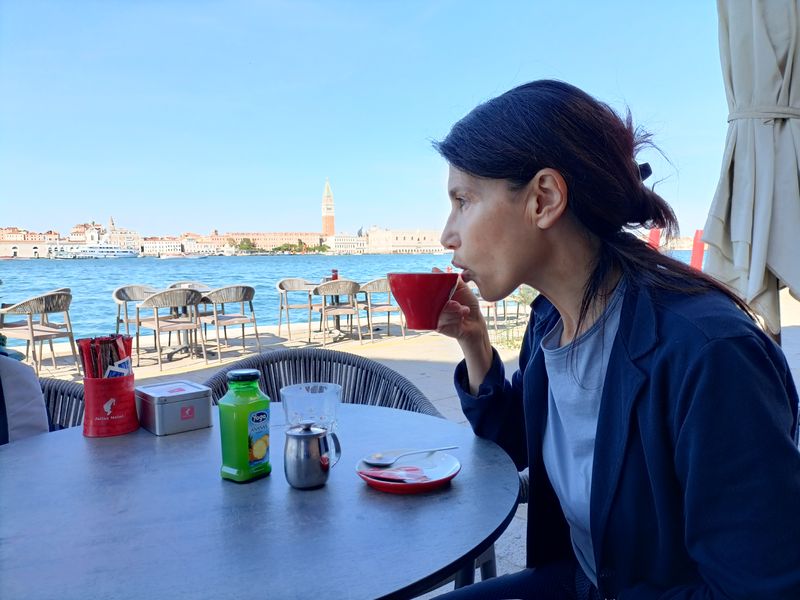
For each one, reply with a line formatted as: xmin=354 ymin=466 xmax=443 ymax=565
xmin=433 ymin=79 xmax=753 ymax=331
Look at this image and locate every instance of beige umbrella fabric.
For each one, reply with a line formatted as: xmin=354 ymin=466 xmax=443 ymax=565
xmin=704 ymin=0 xmax=800 ymax=335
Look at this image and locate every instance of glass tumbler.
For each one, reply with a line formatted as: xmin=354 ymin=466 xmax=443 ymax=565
xmin=280 ymin=382 xmax=342 ymax=431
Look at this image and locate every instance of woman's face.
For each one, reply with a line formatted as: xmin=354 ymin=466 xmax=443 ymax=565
xmin=440 ymin=166 xmax=538 ymax=302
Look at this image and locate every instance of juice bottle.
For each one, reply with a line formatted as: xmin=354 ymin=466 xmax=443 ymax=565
xmin=219 ymin=369 xmax=272 ymax=482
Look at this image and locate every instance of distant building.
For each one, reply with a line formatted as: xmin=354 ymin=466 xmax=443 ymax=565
xmin=0 ymin=227 xmax=59 ymax=242
xmin=224 ymin=232 xmax=322 ymax=251
xmin=1 ymin=181 xmax=451 ymax=258
xmin=0 ymin=240 xmax=44 ymax=258
xmin=69 ymin=223 xmax=102 ymax=243
xmin=0 ymin=226 xmax=60 ymax=257
xmin=326 ymin=232 xmax=365 ymax=255
xmin=105 ymin=217 xmax=141 ymax=250
xmin=364 ymin=226 xmax=446 ymax=254
xmin=321 ymin=179 xmax=335 ymax=237
xmin=179 ymin=233 xmax=217 ymax=255
xmin=141 ymin=237 xmax=182 ymax=256
xmin=0 ymin=227 xmax=27 ymax=242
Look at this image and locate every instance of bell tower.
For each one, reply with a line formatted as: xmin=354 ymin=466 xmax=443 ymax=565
xmin=321 ymin=178 xmax=335 ymax=237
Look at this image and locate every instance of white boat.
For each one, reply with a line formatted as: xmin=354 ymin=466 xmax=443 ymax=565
xmin=53 ymin=244 xmax=139 ymax=259
xmin=159 ymin=253 xmax=208 ymax=260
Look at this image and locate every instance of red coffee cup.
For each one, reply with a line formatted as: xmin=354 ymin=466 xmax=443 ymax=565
xmin=387 ymin=272 xmax=458 ymax=330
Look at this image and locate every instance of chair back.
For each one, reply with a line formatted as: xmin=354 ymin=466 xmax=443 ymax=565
xmin=359 ymin=278 xmax=396 ymax=307
xmin=277 ymin=278 xmax=311 ymax=292
xmin=141 ymin=288 xmax=203 ymax=309
xmin=113 ymin=285 xmax=158 ymax=304
xmin=39 ymin=377 xmax=85 ymax=430
xmin=313 ymin=279 xmax=360 ymax=298
xmin=359 ymin=278 xmax=391 ymax=295
xmin=41 ymin=292 xmax=72 ymax=314
xmin=202 ymin=348 xmax=441 ymax=416
xmin=204 ymin=285 xmax=255 ymax=304
xmin=1 ymin=291 xmax=72 ymax=315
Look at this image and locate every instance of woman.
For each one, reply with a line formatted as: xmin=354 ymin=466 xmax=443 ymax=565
xmin=434 ymin=80 xmax=800 ymax=599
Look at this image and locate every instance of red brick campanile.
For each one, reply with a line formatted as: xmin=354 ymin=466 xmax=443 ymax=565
xmin=321 ymin=178 xmax=335 ymax=237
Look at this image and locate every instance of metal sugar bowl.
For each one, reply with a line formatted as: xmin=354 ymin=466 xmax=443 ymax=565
xmin=284 ymin=419 xmax=341 ymax=489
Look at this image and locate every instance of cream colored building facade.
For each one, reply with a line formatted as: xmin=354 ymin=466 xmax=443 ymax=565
xmin=224 ymin=232 xmax=322 ymax=250
xmin=141 ymin=237 xmax=183 ymax=256
xmin=1 ymin=226 xmax=447 ymax=257
xmin=363 ymin=227 xmax=446 ymax=254
xmin=0 ymin=227 xmax=60 ymax=258
xmin=325 ymin=233 xmax=366 ymax=255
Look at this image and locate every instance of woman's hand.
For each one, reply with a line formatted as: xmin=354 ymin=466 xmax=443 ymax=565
xmin=435 ymin=271 xmax=493 ymax=393
xmin=436 ymin=276 xmax=484 ymax=342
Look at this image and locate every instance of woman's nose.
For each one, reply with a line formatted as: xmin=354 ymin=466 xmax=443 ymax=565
xmin=440 ymin=216 xmax=459 ymax=250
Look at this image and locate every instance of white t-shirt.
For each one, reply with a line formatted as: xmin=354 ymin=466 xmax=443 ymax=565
xmin=0 ymin=355 xmax=49 ymax=444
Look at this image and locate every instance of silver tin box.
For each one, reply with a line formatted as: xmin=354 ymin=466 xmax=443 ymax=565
xmin=135 ymin=380 xmax=213 ymax=435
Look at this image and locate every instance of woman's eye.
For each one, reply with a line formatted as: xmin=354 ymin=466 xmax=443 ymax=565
xmin=455 ymin=197 xmax=467 ymax=209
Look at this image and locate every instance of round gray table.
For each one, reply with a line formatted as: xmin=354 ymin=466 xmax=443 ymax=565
xmin=0 ymin=404 xmax=519 ymax=600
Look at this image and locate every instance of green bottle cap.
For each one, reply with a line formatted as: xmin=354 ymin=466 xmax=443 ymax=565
xmin=226 ymin=368 xmax=261 ymax=382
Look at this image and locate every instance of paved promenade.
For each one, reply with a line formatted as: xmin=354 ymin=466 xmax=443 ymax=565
xmin=21 ymin=289 xmax=800 ymax=594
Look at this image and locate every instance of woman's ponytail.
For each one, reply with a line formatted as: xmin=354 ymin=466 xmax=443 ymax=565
xmin=629 ymin=185 xmax=677 ymax=235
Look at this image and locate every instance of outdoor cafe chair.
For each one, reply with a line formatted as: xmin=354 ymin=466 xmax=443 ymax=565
xmin=112 ymin=284 xmax=158 ymax=335
xmin=357 ymin=277 xmax=405 ymax=341
xmin=39 ymin=376 xmax=85 ymax=431
xmin=165 ymin=281 xmax=215 ymax=340
xmin=0 ymin=290 xmax=82 ymax=376
xmin=31 ymin=287 xmax=73 ymax=361
xmin=135 ymin=288 xmax=208 ymax=371
xmin=199 ymin=285 xmax=261 ymax=362
xmin=276 ymin=278 xmax=321 ymax=341
xmin=311 ymin=279 xmax=363 ymax=346
xmin=202 ymin=348 xmax=498 ymax=589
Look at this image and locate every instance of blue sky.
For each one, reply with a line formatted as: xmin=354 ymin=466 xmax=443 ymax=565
xmin=0 ymin=0 xmax=726 ymax=237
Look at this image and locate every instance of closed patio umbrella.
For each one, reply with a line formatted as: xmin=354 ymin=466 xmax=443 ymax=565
xmin=703 ymin=0 xmax=800 ymax=336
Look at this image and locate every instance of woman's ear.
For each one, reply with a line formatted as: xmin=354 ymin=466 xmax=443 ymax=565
xmin=524 ymin=168 xmax=568 ymax=230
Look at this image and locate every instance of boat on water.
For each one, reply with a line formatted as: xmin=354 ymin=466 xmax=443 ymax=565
xmin=53 ymin=244 xmax=140 ymax=259
xmin=158 ymin=253 xmax=208 ymax=260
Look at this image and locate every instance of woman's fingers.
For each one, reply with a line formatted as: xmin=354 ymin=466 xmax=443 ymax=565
xmin=438 ymin=301 xmax=466 ymax=333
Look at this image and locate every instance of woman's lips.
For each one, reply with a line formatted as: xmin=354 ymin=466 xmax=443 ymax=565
xmin=451 ymin=261 xmax=471 ymax=281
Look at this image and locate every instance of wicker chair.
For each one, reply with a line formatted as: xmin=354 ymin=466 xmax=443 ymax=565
xmin=0 ymin=291 xmax=82 ymax=375
xmin=39 ymin=377 xmax=84 ymax=431
xmin=358 ymin=277 xmax=405 ymax=341
xmin=135 ymin=288 xmax=208 ymax=371
xmin=112 ymin=284 xmax=158 ymax=335
xmin=276 ymin=278 xmax=320 ymax=341
xmin=199 ymin=285 xmax=261 ymax=362
xmin=202 ymin=348 xmax=498 ymax=589
xmin=310 ymin=279 xmax=363 ymax=346
xmin=203 ymin=348 xmax=438 ymax=414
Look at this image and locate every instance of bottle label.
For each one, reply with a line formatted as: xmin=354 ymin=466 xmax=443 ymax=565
xmin=247 ymin=408 xmax=270 ymax=466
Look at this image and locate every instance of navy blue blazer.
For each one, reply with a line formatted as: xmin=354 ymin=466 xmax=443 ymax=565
xmin=456 ymin=283 xmax=800 ymax=598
